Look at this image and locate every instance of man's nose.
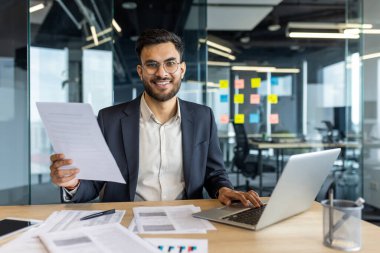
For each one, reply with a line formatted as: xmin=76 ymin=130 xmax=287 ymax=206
xmin=155 ymin=64 xmax=169 ymax=77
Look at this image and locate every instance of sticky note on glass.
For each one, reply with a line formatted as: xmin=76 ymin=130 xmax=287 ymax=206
xmin=220 ymin=94 xmax=228 ymax=103
xmin=250 ymin=94 xmax=260 ymax=104
xmin=219 ymin=80 xmax=229 ymax=89
xmin=270 ymin=114 xmax=279 ymax=124
xmin=234 ymin=94 xmax=244 ymax=104
xmin=271 ymin=77 xmax=279 ymax=86
xmin=234 ymin=79 xmax=245 ymax=89
xmin=251 ymin=78 xmax=261 ymax=88
xmin=268 ymin=94 xmax=278 ymax=104
xmin=234 ymin=114 xmax=245 ymax=124
xmin=249 ymin=113 xmax=260 ymax=124
xmin=220 ymin=114 xmax=229 ymax=124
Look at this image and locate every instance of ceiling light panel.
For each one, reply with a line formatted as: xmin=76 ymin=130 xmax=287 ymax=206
xmin=288 ymin=32 xmax=359 ymax=39
xmin=208 ymin=48 xmax=236 ymax=60
xmin=207 ymin=0 xmax=282 ymax=4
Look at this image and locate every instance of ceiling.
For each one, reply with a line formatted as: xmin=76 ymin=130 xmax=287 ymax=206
xmin=29 ymin=0 xmax=355 ymax=84
xmin=205 ymin=0 xmax=349 ymax=64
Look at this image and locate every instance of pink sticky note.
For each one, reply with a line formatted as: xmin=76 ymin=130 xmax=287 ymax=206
xmin=270 ymin=114 xmax=279 ymax=124
xmin=220 ymin=114 xmax=229 ymax=124
xmin=250 ymin=94 xmax=260 ymax=104
xmin=234 ymin=79 xmax=245 ymax=89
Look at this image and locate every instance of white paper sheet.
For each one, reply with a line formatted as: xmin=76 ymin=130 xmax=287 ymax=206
xmin=39 ymin=223 xmax=160 ymax=253
xmin=132 ymin=205 xmax=215 ymax=234
xmin=36 ymin=102 xmax=125 ymax=184
xmin=0 ymin=210 xmax=125 ymax=253
xmin=41 ymin=210 xmax=125 ymax=233
xmin=145 ymin=238 xmax=208 ymax=253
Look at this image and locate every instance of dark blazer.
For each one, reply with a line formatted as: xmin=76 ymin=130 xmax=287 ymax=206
xmin=69 ymin=96 xmax=233 ymax=203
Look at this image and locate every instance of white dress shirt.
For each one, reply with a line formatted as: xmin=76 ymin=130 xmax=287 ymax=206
xmin=135 ymin=95 xmax=184 ymax=201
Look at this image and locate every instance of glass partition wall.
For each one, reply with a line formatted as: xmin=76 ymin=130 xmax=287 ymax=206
xmin=362 ymin=0 xmax=380 ymax=210
xmin=29 ymin=0 xmax=114 ymax=204
xmin=207 ymin=0 xmax=363 ymax=199
xmin=27 ymin=0 xmax=207 ymax=204
xmin=0 ymin=1 xmax=29 ymax=205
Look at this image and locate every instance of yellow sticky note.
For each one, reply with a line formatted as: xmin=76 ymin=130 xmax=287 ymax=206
xmin=251 ymin=78 xmax=261 ymax=88
xmin=268 ymin=94 xmax=278 ymax=104
xmin=234 ymin=94 xmax=244 ymax=104
xmin=234 ymin=114 xmax=245 ymax=124
xmin=219 ymin=80 xmax=229 ymax=89
xmin=270 ymin=114 xmax=279 ymax=124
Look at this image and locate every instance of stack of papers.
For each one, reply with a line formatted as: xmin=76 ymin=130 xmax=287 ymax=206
xmin=2 ymin=207 xmax=211 ymax=253
xmin=39 ymin=223 xmax=160 ymax=253
xmin=131 ymin=205 xmax=215 ymax=234
xmin=1 ymin=210 xmax=125 ymax=253
xmin=41 ymin=210 xmax=125 ymax=232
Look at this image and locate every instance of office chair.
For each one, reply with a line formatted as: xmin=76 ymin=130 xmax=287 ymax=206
xmin=231 ymin=123 xmax=275 ymax=192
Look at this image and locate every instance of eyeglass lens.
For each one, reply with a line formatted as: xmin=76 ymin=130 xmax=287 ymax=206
xmin=144 ymin=61 xmax=179 ymax=74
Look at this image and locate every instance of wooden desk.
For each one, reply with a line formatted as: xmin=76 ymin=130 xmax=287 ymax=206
xmin=1 ymin=199 xmax=379 ymax=253
xmin=248 ymin=141 xmax=361 ymax=195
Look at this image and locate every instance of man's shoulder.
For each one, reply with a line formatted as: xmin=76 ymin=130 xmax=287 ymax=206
xmin=99 ymin=97 xmax=140 ymax=116
xmin=99 ymin=102 xmax=128 ymax=114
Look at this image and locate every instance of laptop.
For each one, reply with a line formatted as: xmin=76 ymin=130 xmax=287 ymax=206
xmin=193 ymin=148 xmax=341 ymax=230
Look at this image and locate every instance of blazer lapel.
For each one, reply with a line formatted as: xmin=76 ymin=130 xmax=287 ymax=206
xmin=121 ymin=97 xmax=141 ymax=200
xmin=180 ymin=99 xmax=194 ymax=198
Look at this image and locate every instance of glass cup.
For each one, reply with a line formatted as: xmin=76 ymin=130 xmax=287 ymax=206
xmin=321 ymin=199 xmax=363 ymax=251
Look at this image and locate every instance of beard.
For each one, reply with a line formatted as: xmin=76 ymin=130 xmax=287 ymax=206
xmin=142 ymin=77 xmax=181 ymax=102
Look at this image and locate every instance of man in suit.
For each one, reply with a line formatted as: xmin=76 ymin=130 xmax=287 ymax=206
xmin=49 ymin=29 xmax=262 ymax=207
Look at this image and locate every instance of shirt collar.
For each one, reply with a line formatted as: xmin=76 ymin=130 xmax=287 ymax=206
xmin=140 ymin=93 xmax=181 ymax=124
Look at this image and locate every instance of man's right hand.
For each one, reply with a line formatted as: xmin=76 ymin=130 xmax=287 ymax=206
xmin=50 ymin=153 xmax=80 ymax=189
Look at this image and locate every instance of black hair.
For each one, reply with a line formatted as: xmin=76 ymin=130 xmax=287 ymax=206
xmin=135 ymin=29 xmax=184 ymax=62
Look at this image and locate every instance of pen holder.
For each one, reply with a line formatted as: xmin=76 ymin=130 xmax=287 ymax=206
xmin=321 ymin=199 xmax=363 ymax=251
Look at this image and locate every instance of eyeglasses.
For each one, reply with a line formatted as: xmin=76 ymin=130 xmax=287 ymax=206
xmin=141 ymin=60 xmax=180 ymax=75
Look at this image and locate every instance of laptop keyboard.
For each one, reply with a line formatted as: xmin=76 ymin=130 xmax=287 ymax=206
xmin=222 ymin=205 xmax=266 ymax=226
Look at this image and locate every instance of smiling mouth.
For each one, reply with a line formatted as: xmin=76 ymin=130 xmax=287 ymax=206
xmin=152 ymin=79 xmax=172 ymax=88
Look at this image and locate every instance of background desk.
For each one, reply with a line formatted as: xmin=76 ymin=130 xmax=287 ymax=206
xmin=1 ymin=199 xmax=379 ymax=253
xmin=248 ymin=141 xmax=361 ymax=195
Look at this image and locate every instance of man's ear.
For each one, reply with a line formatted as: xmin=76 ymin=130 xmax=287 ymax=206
xmin=136 ymin=65 xmax=143 ymax=80
xmin=180 ymin=62 xmax=186 ymax=79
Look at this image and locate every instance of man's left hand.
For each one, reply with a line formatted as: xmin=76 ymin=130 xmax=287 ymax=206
xmin=217 ymin=187 xmax=263 ymax=208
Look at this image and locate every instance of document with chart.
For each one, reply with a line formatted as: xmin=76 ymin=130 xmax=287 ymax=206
xmin=36 ymin=102 xmax=125 ymax=184
xmin=132 ymin=205 xmax=215 ymax=234
xmin=39 ymin=223 xmax=160 ymax=253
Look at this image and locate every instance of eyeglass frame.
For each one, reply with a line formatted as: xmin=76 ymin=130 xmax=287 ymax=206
xmin=139 ymin=58 xmax=183 ymax=75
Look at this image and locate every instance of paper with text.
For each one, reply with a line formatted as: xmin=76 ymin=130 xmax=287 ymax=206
xmin=0 ymin=210 xmax=125 ymax=253
xmin=36 ymin=102 xmax=125 ymax=184
xmin=132 ymin=205 xmax=215 ymax=234
xmin=39 ymin=223 xmax=160 ymax=253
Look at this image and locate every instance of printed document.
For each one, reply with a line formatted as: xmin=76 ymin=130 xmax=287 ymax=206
xmin=132 ymin=205 xmax=215 ymax=234
xmin=39 ymin=223 xmax=160 ymax=253
xmin=36 ymin=102 xmax=125 ymax=184
xmin=0 ymin=210 xmax=125 ymax=253
xmin=40 ymin=210 xmax=125 ymax=233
